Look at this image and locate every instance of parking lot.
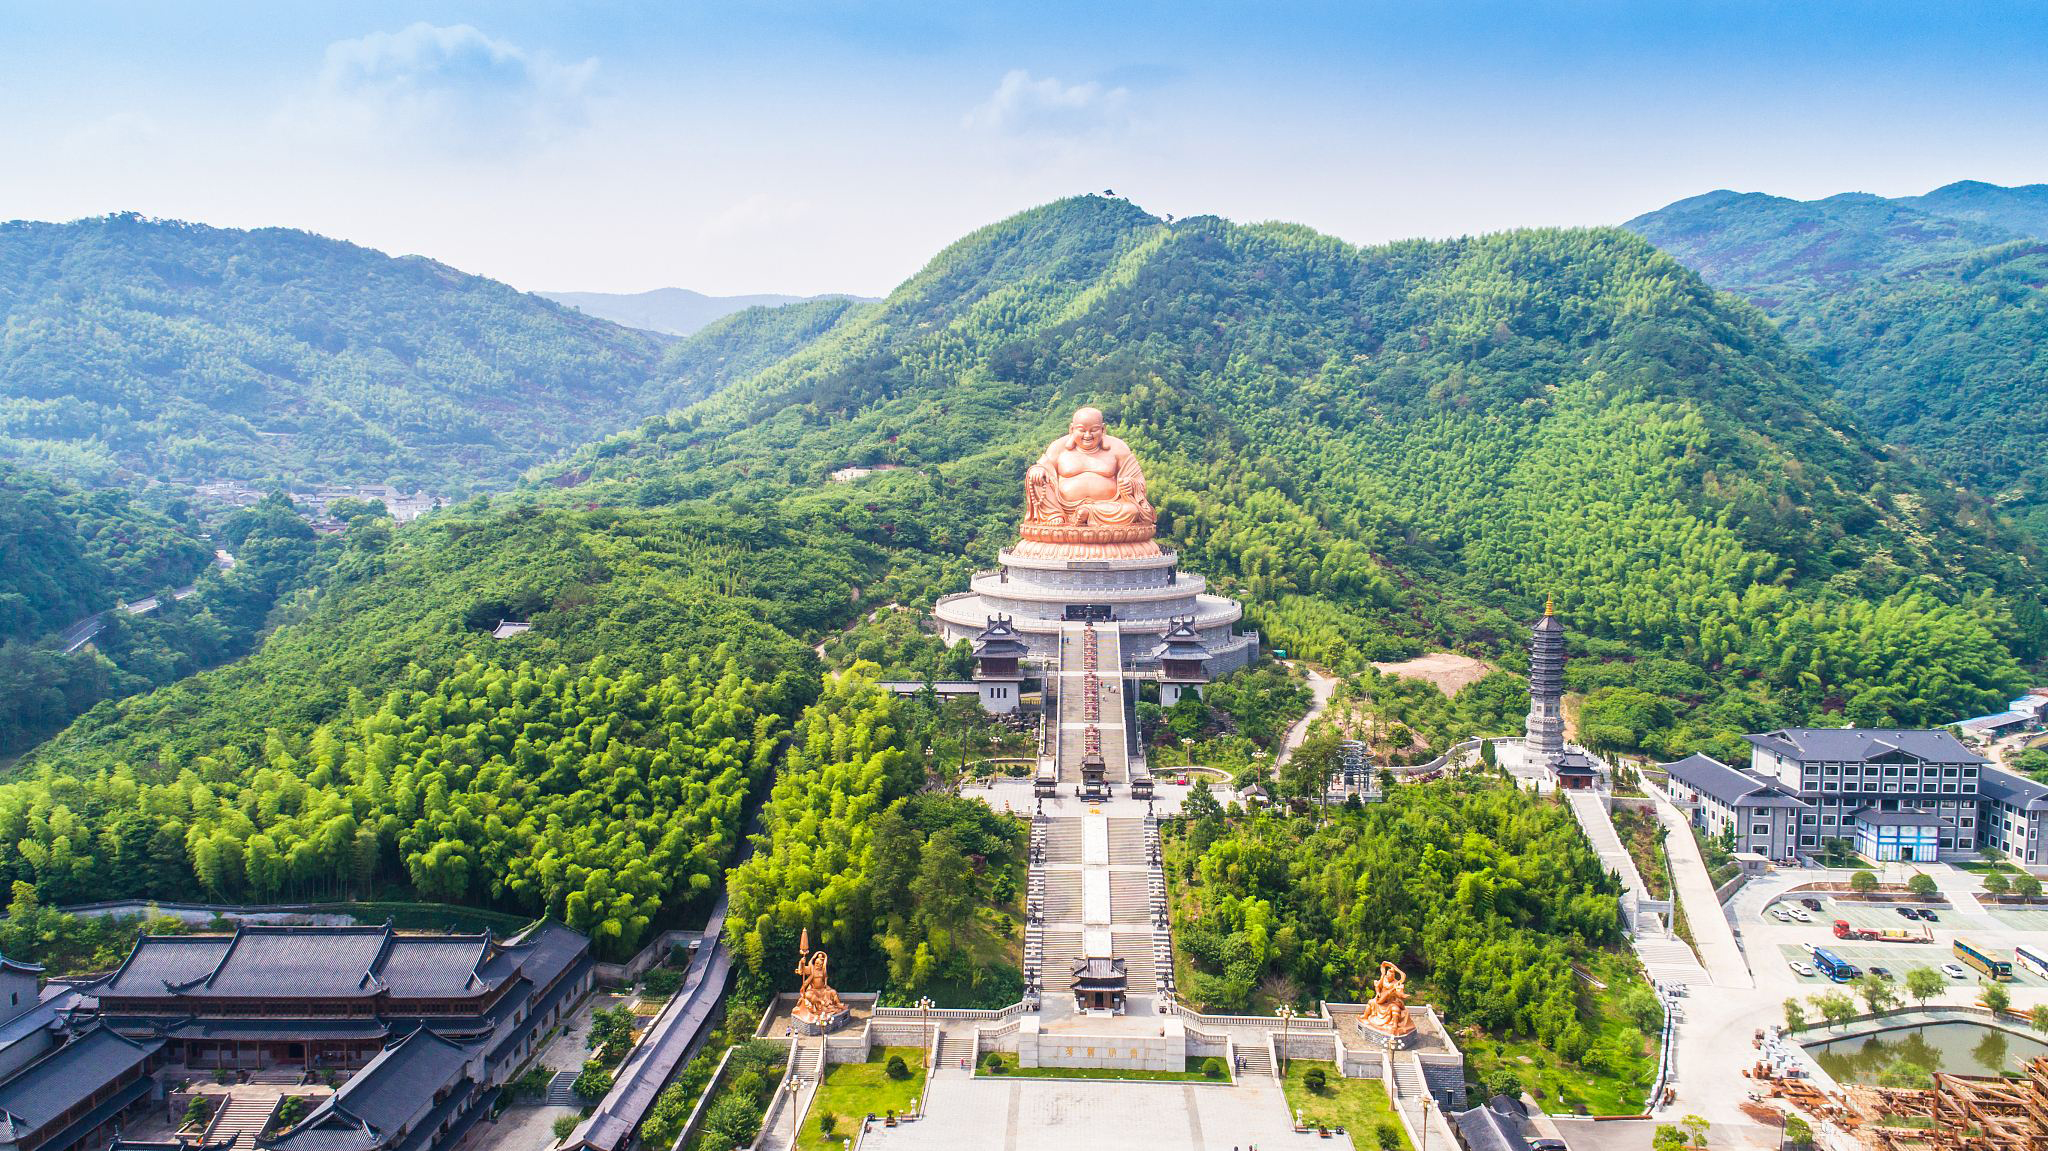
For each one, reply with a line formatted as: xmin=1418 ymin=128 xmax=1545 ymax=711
xmin=1745 ymin=878 xmax=2048 ymax=994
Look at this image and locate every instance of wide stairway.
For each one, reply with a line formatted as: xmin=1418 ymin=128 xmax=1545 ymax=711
xmin=1055 ymin=622 xmax=1129 ymax=788
xmin=1235 ymin=1045 xmax=1273 ymax=1078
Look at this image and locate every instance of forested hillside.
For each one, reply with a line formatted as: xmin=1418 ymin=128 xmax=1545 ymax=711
xmin=561 ymin=196 xmax=2044 ymax=757
xmin=0 ymin=214 xmax=669 ymax=492
xmin=0 ymin=463 xmax=211 ymax=642
xmin=1628 ymin=182 xmax=2048 ymax=541
xmin=0 ymin=467 xmax=326 ymax=755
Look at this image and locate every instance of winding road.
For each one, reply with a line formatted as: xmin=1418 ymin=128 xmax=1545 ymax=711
xmin=1273 ymin=660 xmax=1337 ymax=768
xmin=60 ymin=548 xmax=235 ymax=653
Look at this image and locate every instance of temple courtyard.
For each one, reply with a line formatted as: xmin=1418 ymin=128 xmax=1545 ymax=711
xmin=861 ymin=1071 xmax=1301 ymax=1151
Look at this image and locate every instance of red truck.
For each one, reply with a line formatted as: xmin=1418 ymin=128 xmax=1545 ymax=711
xmin=1833 ymin=919 xmax=1931 ymax=943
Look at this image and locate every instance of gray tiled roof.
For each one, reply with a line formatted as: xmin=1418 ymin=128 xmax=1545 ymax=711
xmin=1453 ymin=1104 xmax=1531 ymax=1151
xmin=96 ymin=923 xmax=538 ymax=1002
xmin=1980 ymin=768 xmax=2048 ymax=811
xmin=268 ymin=1028 xmax=482 ymax=1151
xmin=0 ymin=1025 xmax=159 ymax=1135
xmin=1745 ymin=728 xmax=1988 ymax=765
xmin=1663 ymin=753 xmax=1804 ymax=809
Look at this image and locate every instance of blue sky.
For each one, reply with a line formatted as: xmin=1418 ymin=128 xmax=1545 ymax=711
xmin=4 ymin=1 xmax=2046 ymax=295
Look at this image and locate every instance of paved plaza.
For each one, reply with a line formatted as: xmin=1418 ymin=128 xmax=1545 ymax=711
xmin=861 ymin=1075 xmax=1300 ymax=1151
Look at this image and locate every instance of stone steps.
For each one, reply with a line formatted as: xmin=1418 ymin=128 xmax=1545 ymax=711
xmin=545 ymin=1068 xmax=581 ymax=1105
xmin=1042 ymin=869 xmax=1085 ymax=921
xmin=1236 ymin=1045 xmax=1273 ymax=1078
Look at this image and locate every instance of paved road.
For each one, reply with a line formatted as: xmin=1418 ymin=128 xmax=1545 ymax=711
xmin=59 ymin=549 xmax=235 ymax=653
xmin=1651 ymin=790 xmax=1754 ymax=988
xmin=1273 ymin=661 xmax=1336 ymax=769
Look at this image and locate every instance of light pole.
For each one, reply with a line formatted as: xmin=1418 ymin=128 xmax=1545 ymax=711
xmin=918 ymin=994 xmax=935 ymax=1071
xmin=1275 ymin=1005 xmax=1297 ymax=1076
xmin=1422 ymin=1095 xmax=1434 ymax=1151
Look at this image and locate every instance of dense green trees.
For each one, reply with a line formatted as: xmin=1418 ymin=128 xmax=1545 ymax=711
xmin=726 ymin=665 xmax=1024 ymax=1002
xmin=0 ymin=656 xmax=780 ymax=956
xmin=0 ymin=468 xmax=330 ymax=753
xmin=1168 ymin=775 xmax=1622 ymax=1038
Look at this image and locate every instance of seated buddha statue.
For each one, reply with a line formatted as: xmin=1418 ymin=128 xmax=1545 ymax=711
xmin=1024 ymin=406 xmax=1156 ymax=530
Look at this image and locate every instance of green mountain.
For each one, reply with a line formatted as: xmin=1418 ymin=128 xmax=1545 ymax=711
xmin=0 ymin=463 xmax=334 ymax=755
xmin=9 ymin=196 xmax=2044 ymax=962
xmin=0 ymin=463 xmax=212 ymax=642
xmin=540 ymin=286 xmax=877 ymax=337
xmin=565 ymin=196 xmax=2040 ymax=745
xmin=1627 ymin=182 xmax=2048 ymax=538
xmin=0 ymin=214 xmax=669 ymax=494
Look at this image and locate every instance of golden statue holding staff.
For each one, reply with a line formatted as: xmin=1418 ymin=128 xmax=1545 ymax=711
xmin=791 ymin=928 xmax=847 ymax=1030
xmin=1360 ymin=960 xmax=1415 ymax=1038
xmin=1017 ymin=406 xmax=1160 ymax=559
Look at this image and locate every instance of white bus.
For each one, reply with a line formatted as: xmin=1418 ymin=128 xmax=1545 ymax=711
xmin=2017 ymin=943 xmax=2048 ymax=980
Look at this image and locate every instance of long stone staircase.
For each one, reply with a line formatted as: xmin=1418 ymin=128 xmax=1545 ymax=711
xmin=1235 ymin=1045 xmax=1273 ymax=1078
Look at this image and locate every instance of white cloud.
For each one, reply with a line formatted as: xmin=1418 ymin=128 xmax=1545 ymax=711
xmin=964 ymin=69 xmax=1131 ymax=139
xmin=287 ymin=23 xmax=597 ymax=156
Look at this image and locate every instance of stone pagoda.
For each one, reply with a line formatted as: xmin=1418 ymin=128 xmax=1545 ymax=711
xmin=935 ymin=405 xmax=1253 ymax=679
xmin=1524 ymin=598 xmax=1565 ymax=764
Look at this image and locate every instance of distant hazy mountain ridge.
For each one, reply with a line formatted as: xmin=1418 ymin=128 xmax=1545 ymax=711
xmin=540 ymin=286 xmax=880 ymax=336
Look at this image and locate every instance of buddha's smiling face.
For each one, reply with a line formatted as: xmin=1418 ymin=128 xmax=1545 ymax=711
xmin=1070 ymin=408 xmax=1106 ymax=451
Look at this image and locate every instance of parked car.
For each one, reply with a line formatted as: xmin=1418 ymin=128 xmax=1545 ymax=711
xmin=1921 ymin=909 xmax=1940 ymax=922
xmin=1788 ymin=908 xmax=1813 ymax=922
xmin=1789 ymin=960 xmax=1817 ymax=977
xmin=1530 ymin=1140 xmax=1567 ymax=1151
xmin=1870 ymin=966 xmax=1893 ymax=979
xmin=1801 ymin=898 xmax=1824 ymax=911
xmin=1895 ymin=906 xmax=1918 ymax=920
xmin=1769 ymin=908 xmax=1793 ymax=922
xmin=1942 ymin=963 xmax=1969 ymax=979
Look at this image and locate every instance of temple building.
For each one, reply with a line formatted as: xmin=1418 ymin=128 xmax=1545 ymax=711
xmin=264 ymin=1028 xmax=491 ymax=1151
xmin=935 ymin=406 xmax=1255 ymax=684
xmin=85 ymin=920 xmax=591 ymax=1078
xmin=0 ymin=921 xmax=594 ymax=1151
xmin=1523 ymin=601 xmax=1565 ymax=764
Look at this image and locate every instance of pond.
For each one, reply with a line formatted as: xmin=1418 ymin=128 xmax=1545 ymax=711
xmin=1807 ymin=1022 xmax=2048 ymax=1086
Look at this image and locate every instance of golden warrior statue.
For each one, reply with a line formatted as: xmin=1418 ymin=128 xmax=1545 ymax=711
xmin=1361 ymin=960 xmax=1416 ymax=1037
xmin=791 ymin=928 xmax=847 ymax=1028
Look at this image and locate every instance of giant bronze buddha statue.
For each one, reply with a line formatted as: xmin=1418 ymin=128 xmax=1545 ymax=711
xmin=1016 ymin=406 xmax=1161 ymax=559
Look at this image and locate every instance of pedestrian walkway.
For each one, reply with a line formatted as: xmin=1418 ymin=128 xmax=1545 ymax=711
xmin=1563 ymin=789 xmax=1714 ymax=986
xmin=1651 ymin=791 xmax=1754 ymax=988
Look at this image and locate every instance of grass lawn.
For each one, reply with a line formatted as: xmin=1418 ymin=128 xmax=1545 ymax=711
xmin=1280 ymin=1060 xmax=1410 ymax=1149
xmin=799 ymin=1047 xmax=928 ymax=1151
xmin=1957 ymin=861 xmax=2023 ymax=875
xmin=1459 ymin=951 xmax=1657 ymax=1115
xmin=977 ymin=1057 xmax=1228 ymax=1082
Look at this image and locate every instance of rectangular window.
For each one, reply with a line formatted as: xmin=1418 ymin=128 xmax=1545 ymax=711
xmin=1800 ymin=835 xmax=1817 ymax=846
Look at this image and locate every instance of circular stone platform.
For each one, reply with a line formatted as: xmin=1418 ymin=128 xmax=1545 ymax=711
xmin=934 ymin=546 xmax=1253 ymax=673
